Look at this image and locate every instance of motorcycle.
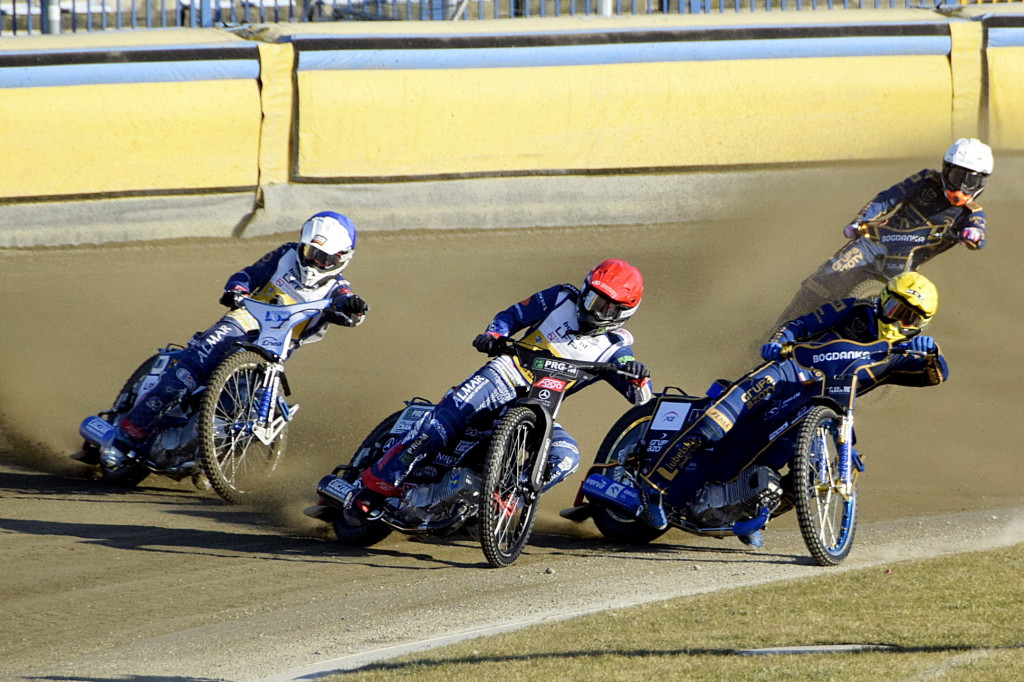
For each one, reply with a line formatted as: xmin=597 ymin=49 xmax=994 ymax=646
xmin=561 ymin=338 xmax=925 ymax=566
xmin=74 ymin=297 xmax=334 ymax=503
xmin=304 ymin=339 xmax=639 ymax=568
xmin=776 ymin=218 xmax=966 ymax=324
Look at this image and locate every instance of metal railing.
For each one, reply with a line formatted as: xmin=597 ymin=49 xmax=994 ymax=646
xmin=0 ymin=0 xmax=1016 ymax=36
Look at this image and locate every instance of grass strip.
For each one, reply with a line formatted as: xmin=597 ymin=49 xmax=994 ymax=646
xmin=330 ymin=543 xmax=1024 ymax=681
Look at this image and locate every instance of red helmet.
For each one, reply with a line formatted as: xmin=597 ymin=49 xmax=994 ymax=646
xmin=577 ymin=259 xmax=644 ymax=335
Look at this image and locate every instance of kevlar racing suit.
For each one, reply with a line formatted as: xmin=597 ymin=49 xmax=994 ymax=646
xmin=852 ymin=168 xmax=986 ymax=252
xmin=641 ymin=297 xmax=949 ymax=494
xmin=778 ymin=169 xmax=986 ymax=324
xmin=362 ymin=283 xmax=654 ymax=496
xmin=119 ymin=243 xmax=365 ymax=442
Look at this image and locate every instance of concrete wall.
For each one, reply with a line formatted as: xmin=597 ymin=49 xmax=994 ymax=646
xmin=0 ymin=8 xmax=1021 ymax=247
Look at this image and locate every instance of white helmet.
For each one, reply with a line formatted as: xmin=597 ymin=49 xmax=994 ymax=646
xmin=297 ymin=211 xmax=357 ymax=288
xmin=943 ymin=138 xmax=993 ymax=174
xmin=941 ymin=139 xmax=993 ymax=206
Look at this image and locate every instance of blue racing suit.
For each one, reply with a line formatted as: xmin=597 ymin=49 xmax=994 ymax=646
xmin=852 ymin=168 xmax=986 ymax=252
xmin=119 ymin=243 xmax=365 ymax=442
xmin=363 ymin=283 xmax=653 ymax=496
xmin=641 ymin=297 xmax=948 ymax=493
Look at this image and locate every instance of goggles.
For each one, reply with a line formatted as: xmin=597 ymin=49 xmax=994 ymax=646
xmin=942 ymin=164 xmax=988 ymax=195
xmin=300 ymin=244 xmax=346 ymax=271
xmin=881 ymin=295 xmax=928 ymax=330
xmin=581 ymin=288 xmax=629 ymax=322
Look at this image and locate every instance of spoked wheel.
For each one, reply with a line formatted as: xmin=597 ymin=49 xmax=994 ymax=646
xmin=199 ymin=351 xmax=286 ymax=503
xmin=480 ymin=406 xmax=542 ymax=568
xmin=589 ymin=402 xmax=666 ymax=545
xmin=97 ymin=354 xmax=159 ymax=488
xmin=330 ymin=410 xmax=401 ymax=547
xmin=792 ymin=405 xmax=858 ymax=566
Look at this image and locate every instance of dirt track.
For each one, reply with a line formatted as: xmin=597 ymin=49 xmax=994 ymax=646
xmin=2 ymin=167 xmax=1023 ymax=680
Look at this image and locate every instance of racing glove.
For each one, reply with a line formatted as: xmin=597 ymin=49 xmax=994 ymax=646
xmin=219 ymin=285 xmax=249 ymax=309
xmin=619 ymin=360 xmax=650 ymax=382
xmin=843 ymin=222 xmax=864 ymax=239
xmin=901 ymin=335 xmax=937 ymax=353
xmin=760 ymin=342 xmax=784 ymax=361
xmin=473 ymin=332 xmax=503 ymax=356
xmin=340 ymin=294 xmax=369 ymax=316
xmin=960 ymin=227 xmax=983 ymax=248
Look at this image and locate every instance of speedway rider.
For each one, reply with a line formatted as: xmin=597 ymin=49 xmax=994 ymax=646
xmin=344 ymin=258 xmax=654 ymax=524
xmin=92 ymin=211 xmax=369 ymax=469
xmin=780 ymin=139 xmax=992 ymax=321
xmin=841 ymin=137 xmax=991 ymax=248
xmin=637 ymin=272 xmax=949 ymax=541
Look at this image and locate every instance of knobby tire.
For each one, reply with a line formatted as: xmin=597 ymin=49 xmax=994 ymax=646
xmin=330 ymin=410 xmax=402 ymax=547
xmin=199 ymin=351 xmax=286 ymax=504
xmin=792 ymin=405 xmax=858 ymax=566
xmin=480 ymin=406 xmax=541 ymax=568
xmin=589 ymin=401 xmax=666 ymax=545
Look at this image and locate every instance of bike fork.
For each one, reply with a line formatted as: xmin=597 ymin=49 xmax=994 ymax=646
xmin=836 ymin=411 xmax=855 ymax=500
xmin=252 ymin=364 xmax=289 ymax=445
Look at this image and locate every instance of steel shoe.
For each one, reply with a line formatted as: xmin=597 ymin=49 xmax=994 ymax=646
xmin=638 ymin=485 xmax=668 ymax=531
xmin=738 ymin=530 xmax=764 ymax=549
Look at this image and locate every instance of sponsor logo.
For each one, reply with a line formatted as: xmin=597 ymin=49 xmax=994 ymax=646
xmin=551 ymin=440 xmax=579 ymax=455
xmin=652 ymin=403 xmax=691 ymax=431
xmin=398 ymin=433 xmax=429 ymax=465
xmin=741 ymin=375 xmax=776 ymax=406
xmin=706 ymin=407 xmax=734 ymax=432
xmin=768 ymin=422 xmax=790 ymax=440
xmin=453 ymin=440 xmax=476 ymax=456
xmin=812 ymin=350 xmax=871 ymax=363
xmin=324 ymin=477 xmax=357 ymax=500
xmin=534 ymin=376 xmax=567 ymax=392
xmin=454 ymin=375 xmax=488 ymax=405
xmin=435 ymin=454 xmax=460 ymax=468
xmin=881 ymin=234 xmax=926 ymax=244
xmin=646 ymin=438 xmax=669 ymax=453
xmin=532 ymin=358 xmax=579 ymax=377
xmin=831 ymin=248 xmax=865 ymax=273
xmin=311 ymin=234 xmax=328 ymax=246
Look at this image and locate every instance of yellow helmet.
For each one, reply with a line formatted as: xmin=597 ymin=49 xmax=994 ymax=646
xmin=877 ymin=272 xmax=939 ymax=342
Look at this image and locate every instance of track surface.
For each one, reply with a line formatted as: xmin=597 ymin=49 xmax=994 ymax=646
xmin=2 ymin=167 xmax=1023 ymax=680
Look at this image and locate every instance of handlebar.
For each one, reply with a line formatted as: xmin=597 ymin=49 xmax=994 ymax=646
xmin=484 ymin=336 xmax=643 ymax=380
xmin=777 ymin=339 xmax=933 ymax=363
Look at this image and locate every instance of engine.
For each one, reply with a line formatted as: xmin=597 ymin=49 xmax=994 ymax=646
xmin=395 ymin=467 xmax=481 ymax=527
xmin=689 ymin=465 xmax=783 ymax=528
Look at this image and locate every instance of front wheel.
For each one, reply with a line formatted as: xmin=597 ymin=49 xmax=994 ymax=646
xmin=480 ymin=406 xmax=542 ymax=568
xmin=330 ymin=410 xmax=402 ymax=547
xmin=589 ymin=402 xmax=666 ymax=545
xmin=199 ymin=351 xmax=286 ymax=504
xmin=792 ymin=405 xmax=858 ymax=566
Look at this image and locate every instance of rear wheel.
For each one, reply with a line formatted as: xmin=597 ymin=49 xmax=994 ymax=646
xmin=199 ymin=351 xmax=285 ymax=504
xmin=97 ymin=354 xmax=159 ymax=488
xmin=849 ymin=278 xmax=884 ymax=303
xmin=330 ymin=410 xmax=403 ymax=547
xmin=793 ymin=406 xmax=858 ymax=566
xmin=480 ymin=407 xmax=542 ymax=568
xmin=589 ymin=402 xmax=666 ymax=545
